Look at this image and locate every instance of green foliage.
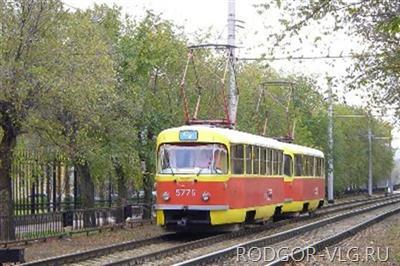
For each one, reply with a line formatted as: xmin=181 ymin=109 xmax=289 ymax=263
xmin=257 ymin=0 xmax=400 ymax=115
xmin=2 ymin=1 xmax=395 ymax=200
xmin=25 ymin=7 xmax=117 ymax=183
xmin=235 ymin=62 xmax=393 ymax=192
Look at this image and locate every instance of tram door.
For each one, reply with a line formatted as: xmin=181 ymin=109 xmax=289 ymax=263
xmin=283 ymin=153 xmax=294 ymax=205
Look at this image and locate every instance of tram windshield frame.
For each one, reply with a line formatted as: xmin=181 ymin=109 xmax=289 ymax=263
xmin=158 ymin=143 xmax=228 ymax=175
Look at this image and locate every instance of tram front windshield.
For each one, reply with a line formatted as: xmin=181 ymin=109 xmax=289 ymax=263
xmin=158 ymin=144 xmax=228 ymax=174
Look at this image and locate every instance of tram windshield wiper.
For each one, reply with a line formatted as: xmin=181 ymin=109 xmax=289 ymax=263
xmin=168 ymin=166 xmax=175 ymax=176
xmin=196 ymin=167 xmax=204 ymax=176
xmin=163 ymin=152 xmax=175 ymax=176
xmin=197 ymin=156 xmax=213 ymax=176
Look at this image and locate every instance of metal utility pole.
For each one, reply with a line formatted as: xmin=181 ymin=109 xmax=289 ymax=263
xmin=336 ymin=113 xmax=391 ymax=196
xmin=327 ymin=82 xmax=334 ymax=203
xmin=367 ymin=112 xmax=373 ymax=196
xmin=228 ymin=0 xmax=238 ymax=126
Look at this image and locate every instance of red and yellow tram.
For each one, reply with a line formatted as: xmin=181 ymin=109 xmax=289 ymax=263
xmin=155 ymin=125 xmax=325 ymax=231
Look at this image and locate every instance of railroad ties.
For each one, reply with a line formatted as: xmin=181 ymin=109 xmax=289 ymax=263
xmin=22 ymin=194 xmax=400 ymax=265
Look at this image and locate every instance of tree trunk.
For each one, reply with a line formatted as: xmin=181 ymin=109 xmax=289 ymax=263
xmin=138 ymin=128 xmax=155 ymax=219
xmin=0 ymin=129 xmax=17 ymax=241
xmin=98 ymin=180 xmax=105 ymax=206
xmin=76 ymin=161 xmax=95 ymax=228
xmin=113 ymin=159 xmax=127 ymax=223
xmin=64 ymin=164 xmax=71 ymax=210
xmin=112 ymin=159 xmax=127 ymax=206
xmin=142 ymin=172 xmax=153 ymax=219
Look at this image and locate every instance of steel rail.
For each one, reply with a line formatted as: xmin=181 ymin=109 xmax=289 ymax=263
xmin=174 ymin=197 xmax=400 ymax=265
xmin=269 ymin=205 xmax=400 ymax=265
xmin=23 ymin=195 xmax=399 ymax=266
xmin=322 ymin=194 xmax=389 ymax=210
xmin=100 ymin=218 xmax=301 ymax=266
xmin=317 ymin=194 xmax=398 ymax=215
xmin=22 ymin=234 xmax=175 ymax=266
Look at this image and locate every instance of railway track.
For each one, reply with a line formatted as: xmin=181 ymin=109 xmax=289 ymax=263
xmin=267 ymin=208 xmax=400 ymax=265
xmin=322 ymin=194 xmax=388 ymax=210
xmin=23 ymin=195 xmax=400 ymax=266
xmin=177 ymin=197 xmax=400 ymax=265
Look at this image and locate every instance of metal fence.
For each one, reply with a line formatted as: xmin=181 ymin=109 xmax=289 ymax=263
xmin=0 ymin=205 xmax=143 ymax=244
xmin=11 ymin=149 xmax=142 ymax=215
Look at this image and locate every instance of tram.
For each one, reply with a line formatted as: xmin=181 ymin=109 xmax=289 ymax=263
xmin=155 ymin=125 xmax=325 ymax=231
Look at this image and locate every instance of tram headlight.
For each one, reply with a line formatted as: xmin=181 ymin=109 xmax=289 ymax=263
xmin=201 ymin=192 xmax=211 ymax=202
xmin=162 ymin=191 xmax=170 ymax=201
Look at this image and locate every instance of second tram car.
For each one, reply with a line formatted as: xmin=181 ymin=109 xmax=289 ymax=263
xmin=155 ymin=125 xmax=325 ymax=231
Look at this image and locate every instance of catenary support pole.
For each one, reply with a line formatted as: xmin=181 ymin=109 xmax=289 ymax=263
xmin=327 ymin=82 xmax=334 ymax=203
xmin=368 ymin=112 xmax=373 ymax=196
xmin=228 ymin=0 xmax=238 ymax=126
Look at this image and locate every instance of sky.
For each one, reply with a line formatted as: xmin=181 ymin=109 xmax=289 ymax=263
xmin=63 ymin=0 xmax=400 ymax=154
xmin=62 ymin=0 xmax=356 ymax=76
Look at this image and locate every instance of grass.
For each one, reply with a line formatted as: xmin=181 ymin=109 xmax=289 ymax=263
xmin=367 ymin=217 xmax=400 ymax=264
xmin=19 ymin=230 xmax=64 ymax=239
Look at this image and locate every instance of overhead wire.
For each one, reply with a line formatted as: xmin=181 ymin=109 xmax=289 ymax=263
xmin=237 ymin=53 xmax=380 ymax=61
xmin=61 ymin=1 xmax=79 ymax=10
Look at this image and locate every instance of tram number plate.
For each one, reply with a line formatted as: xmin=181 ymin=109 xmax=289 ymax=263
xmin=175 ymin=189 xmax=196 ymax=197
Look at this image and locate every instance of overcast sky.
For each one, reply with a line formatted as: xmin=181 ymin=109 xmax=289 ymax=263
xmin=63 ymin=0 xmax=356 ymax=77
xmin=63 ymin=0 xmax=400 ymax=152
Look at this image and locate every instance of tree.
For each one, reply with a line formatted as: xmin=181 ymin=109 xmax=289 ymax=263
xmin=115 ymin=12 xmax=187 ymax=217
xmin=28 ymin=8 xmax=117 ymax=222
xmin=0 ymin=0 xmax=117 ymax=233
xmin=256 ymin=1 xmax=400 ymax=112
xmin=0 ymin=0 xmax=66 ymax=241
xmin=235 ymin=60 xmax=393 ymax=193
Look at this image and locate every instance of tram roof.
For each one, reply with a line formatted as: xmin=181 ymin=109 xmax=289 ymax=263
xmin=282 ymin=143 xmax=324 ymax=158
xmin=158 ymin=125 xmax=324 ymax=157
xmin=159 ymin=125 xmax=282 ymax=149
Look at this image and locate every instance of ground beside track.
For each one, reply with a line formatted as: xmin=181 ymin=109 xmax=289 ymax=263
xmin=23 ymin=223 xmax=164 ymax=261
xmin=17 ymin=193 xmax=386 ymax=262
xmin=214 ymin=200 xmax=400 ymax=266
xmin=312 ymin=212 xmax=400 ymax=265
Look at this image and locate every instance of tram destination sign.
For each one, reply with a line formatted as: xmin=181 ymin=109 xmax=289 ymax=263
xmin=179 ymin=130 xmax=198 ymax=141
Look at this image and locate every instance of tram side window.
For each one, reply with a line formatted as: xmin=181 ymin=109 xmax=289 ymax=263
xmin=284 ymin=154 xmax=293 ymax=176
xmin=260 ymin=147 xmax=266 ymax=175
xmin=303 ymin=156 xmax=307 ymax=176
xmin=277 ymin=151 xmax=283 ymax=175
xmin=271 ymin=149 xmax=276 ymax=174
xmin=275 ymin=151 xmax=279 ymax=175
xmin=231 ymin=144 xmax=244 ymax=174
xmin=266 ymin=148 xmax=271 ymax=175
xmin=273 ymin=150 xmax=280 ymax=175
xmin=307 ymin=156 xmax=312 ymax=176
xmin=316 ymin=157 xmax=325 ymax=177
xmin=305 ymin=156 xmax=314 ymax=176
xmin=311 ymin=156 xmax=315 ymax=176
xmin=312 ymin=157 xmax=316 ymax=176
xmin=252 ymin=146 xmax=260 ymax=174
xmin=308 ymin=156 xmax=313 ymax=176
xmin=303 ymin=156 xmax=310 ymax=176
xmin=275 ymin=151 xmax=278 ymax=175
xmin=295 ymin=155 xmax=302 ymax=176
xmin=270 ymin=149 xmax=275 ymax=175
xmin=316 ymin=157 xmax=322 ymax=176
xmin=245 ymin=145 xmax=252 ymax=174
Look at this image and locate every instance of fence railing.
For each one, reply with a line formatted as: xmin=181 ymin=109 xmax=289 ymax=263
xmin=13 ymin=198 xmax=142 ymax=216
xmin=11 ymin=149 xmax=143 ymax=216
xmin=0 ymin=205 xmax=143 ymax=245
